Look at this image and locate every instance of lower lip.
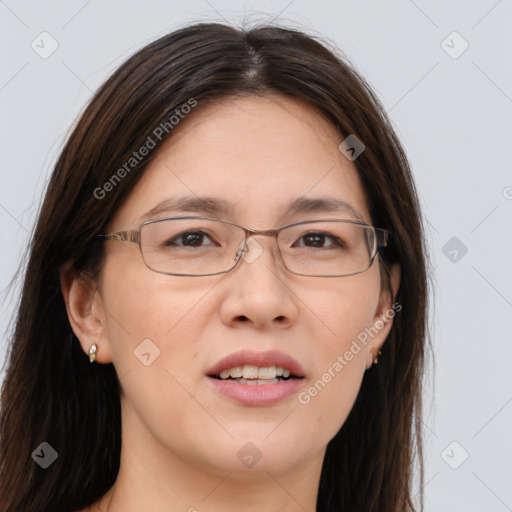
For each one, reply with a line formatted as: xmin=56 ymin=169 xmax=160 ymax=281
xmin=206 ymin=376 xmax=305 ymax=406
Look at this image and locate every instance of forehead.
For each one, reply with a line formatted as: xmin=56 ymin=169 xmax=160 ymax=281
xmin=111 ymin=95 xmax=372 ymax=229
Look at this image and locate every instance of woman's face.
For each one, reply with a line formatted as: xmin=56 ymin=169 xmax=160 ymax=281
xmin=75 ymin=95 xmax=398 ymax=478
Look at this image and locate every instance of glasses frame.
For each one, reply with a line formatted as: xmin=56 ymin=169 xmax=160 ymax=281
xmin=96 ymin=216 xmax=391 ymax=278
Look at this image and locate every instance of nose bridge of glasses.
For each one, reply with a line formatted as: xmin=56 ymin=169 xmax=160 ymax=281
xmin=235 ymin=227 xmax=282 ymax=262
xmin=244 ymin=226 xmax=280 ymax=242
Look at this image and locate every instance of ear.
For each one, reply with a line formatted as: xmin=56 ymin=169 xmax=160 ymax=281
xmin=59 ymin=260 xmax=113 ymax=364
xmin=365 ymin=263 xmax=401 ymax=369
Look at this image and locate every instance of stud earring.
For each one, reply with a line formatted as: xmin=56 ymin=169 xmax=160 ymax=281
xmin=88 ymin=344 xmax=97 ymax=363
xmin=373 ymin=349 xmax=382 ymax=365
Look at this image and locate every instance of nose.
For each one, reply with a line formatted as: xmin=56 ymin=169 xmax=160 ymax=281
xmin=218 ymin=235 xmax=299 ymax=330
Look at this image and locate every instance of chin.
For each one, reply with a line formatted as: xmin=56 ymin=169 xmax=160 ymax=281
xmin=193 ymin=435 xmax=310 ymax=475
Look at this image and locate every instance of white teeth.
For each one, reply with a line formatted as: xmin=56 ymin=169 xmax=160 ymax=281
xmin=219 ymin=369 xmax=231 ymax=379
xmin=217 ymin=364 xmax=293 ymax=380
xmin=257 ymin=366 xmax=276 ymax=379
xmin=231 ymin=366 xmax=243 ymax=378
xmin=242 ymin=365 xmax=259 ymax=379
xmin=231 ymin=377 xmax=279 ymax=385
xmin=258 ymin=378 xmax=278 ymax=384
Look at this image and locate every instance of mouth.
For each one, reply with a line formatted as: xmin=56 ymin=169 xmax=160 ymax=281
xmin=208 ymin=364 xmax=305 ymax=385
xmin=206 ymin=349 xmax=306 ymax=406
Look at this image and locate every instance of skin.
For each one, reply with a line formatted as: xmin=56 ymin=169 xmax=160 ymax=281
xmin=60 ymin=95 xmax=400 ymax=512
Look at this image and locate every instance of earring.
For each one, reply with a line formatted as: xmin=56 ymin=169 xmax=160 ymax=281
xmin=373 ymin=349 xmax=382 ymax=365
xmin=88 ymin=344 xmax=97 ymax=363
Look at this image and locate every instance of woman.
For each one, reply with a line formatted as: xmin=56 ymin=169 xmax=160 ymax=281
xmin=0 ymin=22 xmax=431 ymax=512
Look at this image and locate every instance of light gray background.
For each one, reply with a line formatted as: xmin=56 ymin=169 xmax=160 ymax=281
xmin=1 ymin=1 xmax=511 ymax=511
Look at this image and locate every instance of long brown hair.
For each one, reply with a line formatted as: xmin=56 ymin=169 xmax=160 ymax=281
xmin=0 ymin=22 xmax=431 ymax=512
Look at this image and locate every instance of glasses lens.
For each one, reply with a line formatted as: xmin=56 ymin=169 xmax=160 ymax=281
xmin=278 ymin=220 xmax=376 ymax=276
xmin=140 ymin=218 xmax=245 ymax=276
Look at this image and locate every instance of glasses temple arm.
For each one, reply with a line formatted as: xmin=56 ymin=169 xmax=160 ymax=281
xmin=98 ymin=230 xmax=141 ymax=244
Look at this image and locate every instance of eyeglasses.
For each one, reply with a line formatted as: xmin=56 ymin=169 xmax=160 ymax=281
xmin=97 ymin=216 xmax=391 ymax=277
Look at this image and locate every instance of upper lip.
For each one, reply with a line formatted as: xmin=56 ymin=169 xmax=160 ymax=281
xmin=207 ymin=349 xmax=306 ymax=378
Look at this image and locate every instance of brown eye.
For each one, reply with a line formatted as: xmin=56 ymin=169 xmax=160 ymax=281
xmin=294 ymin=232 xmax=346 ymax=249
xmin=165 ymin=230 xmax=215 ymax=248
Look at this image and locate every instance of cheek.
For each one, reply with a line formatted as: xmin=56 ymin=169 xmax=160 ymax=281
xmin=98 ymin=265 xmax=213 ymax=454
xmin=306 ymin=271 xmax=380 ymax=355
xmin=295 ymin=274 xmax=380 ymax=429
xmin=99 ymin=254 xmax=214 ymax=380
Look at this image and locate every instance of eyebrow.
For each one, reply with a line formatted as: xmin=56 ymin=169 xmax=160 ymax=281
xmin=139 ymin=195 xmax=366 ymax=224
